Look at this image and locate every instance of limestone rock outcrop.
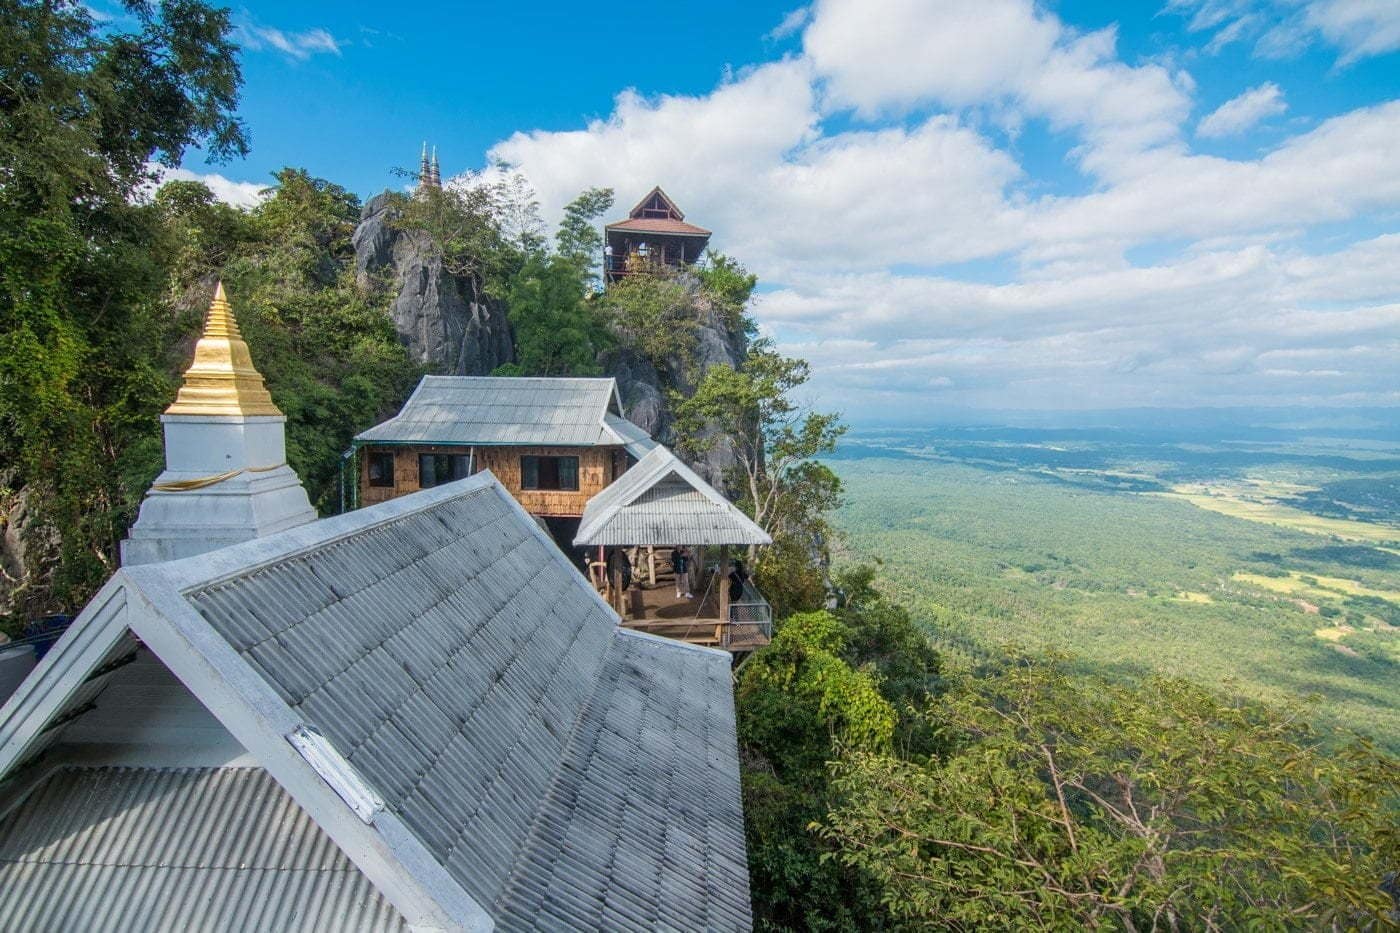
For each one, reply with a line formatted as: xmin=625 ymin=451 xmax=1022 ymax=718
xmin=354 ymin=193 xmax=514 ymax=376
xmin=601 ymin=275 xmax=749 ymax=490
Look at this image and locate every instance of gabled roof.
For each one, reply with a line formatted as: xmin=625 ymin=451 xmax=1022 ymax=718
xmin=574 ymin=447 xmax=772 ymax=547
xmin=629 ymin=186 xmax=685 ymax=220
xmin=0 ymin=474 xmax=751 ymax=931
xmin=605 ymin=186 xmax=712 ymax=238
xmin=355 ymin=376 xmax=647 ymax=448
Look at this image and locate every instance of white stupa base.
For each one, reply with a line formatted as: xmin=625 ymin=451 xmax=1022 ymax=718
xmin=121 ymin=415 xmax=317 ymax=566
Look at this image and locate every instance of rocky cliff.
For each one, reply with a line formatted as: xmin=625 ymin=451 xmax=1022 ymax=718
xmin=353 ymin=193 xmax=514 ymax=376
xmin=602 ymin=275 xmax=749 ymax=490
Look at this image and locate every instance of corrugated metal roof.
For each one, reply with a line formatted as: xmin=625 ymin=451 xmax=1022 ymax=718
xmin=355 ymin=375 xmax=642 ymax=448
xmin=186 ymin=479 xmax=751 ymax=928
xmin=604 ymin=412 xmax=660 ymax=459
xmin=496 ymin=630 xmax=750 ymax=931
xmin=189 ymin=485 xmax=617 ymax=912
xmin=575 ymin=447 xmax=772 ymax=547
xmin=0 ymin=476 xmax=751 ymax=930
xmin=0 ymin=766 xmax=405 ymax=931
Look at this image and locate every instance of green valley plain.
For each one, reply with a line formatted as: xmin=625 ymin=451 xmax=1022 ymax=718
xmin=829 ymin=415 xmax=1400 ymax=750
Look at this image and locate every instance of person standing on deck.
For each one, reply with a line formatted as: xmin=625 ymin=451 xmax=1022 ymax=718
xmin=728 ymin=559 xmax=749 ymax=603
xmin=672 ymin=546 xmax=692 ymax=599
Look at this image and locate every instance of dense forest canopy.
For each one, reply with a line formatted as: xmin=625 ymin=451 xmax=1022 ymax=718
xmin=1 ymin=3 xmax=1396 ymax=929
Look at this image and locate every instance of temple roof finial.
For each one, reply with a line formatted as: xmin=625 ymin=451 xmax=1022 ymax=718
xmin=430 ymin=146 xmax=441 ymax=187
xmin=165 ymin=282 xmax=282 ymax=417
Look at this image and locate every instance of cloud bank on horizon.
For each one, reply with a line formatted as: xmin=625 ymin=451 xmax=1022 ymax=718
xmin=479 ymin=0 xmax=1400 ymax=415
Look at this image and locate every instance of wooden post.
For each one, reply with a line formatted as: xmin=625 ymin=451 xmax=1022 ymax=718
xmin=647 ymin=545 xmax=656 ymax=587
xmin=610 ymin=566 xmax=624 ymax=616
xmin=718 ymin=544 xmax=731 ymax=628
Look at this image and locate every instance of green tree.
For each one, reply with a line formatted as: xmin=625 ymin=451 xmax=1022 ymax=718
xmin=738 ymin=610 xmax=899 ymax=931
xmin=833 ymin=565 xmax=943 ymax=752
xmin=498 ymin=255 xmax=609 ymax=376
xmin=597 ymin=273 xmax=696 ymax=369
xmin=820 ymin=656 xmax=1400 ymax=930
xmin=486 ymin=163 xmax=546 ymax=255
xmin=204 ymin=171 xmax=419 ymax=514
xmin=556 ymin=186 xmax=614 ymax=280
xmin=696 ymin=251 xmax=758 ymax=333
xmin=674 ymin=338 xmax=846 ymax=540
xmin=0 ymin=0 xmax=246 ymax=622
xmin=391 ymin=177 xmax=521 ymax=298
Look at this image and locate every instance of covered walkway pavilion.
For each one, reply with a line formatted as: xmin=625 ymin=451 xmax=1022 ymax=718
xmin=574 ymin=447 xmax=773 ymax=652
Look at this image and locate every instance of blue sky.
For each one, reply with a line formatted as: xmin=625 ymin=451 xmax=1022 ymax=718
xmin=145 ymin=0 xmax=1400 ymax=416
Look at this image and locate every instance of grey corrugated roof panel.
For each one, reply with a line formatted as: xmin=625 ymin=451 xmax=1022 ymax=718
xmin=355 ymin=376 xmax=633 ymax=447
xmin=496 ymin=630 xmax=751 ymax=932
xmin=575 ymin=447 xmax=772 ymax=547
xmin=604 ymin=412 xmax=661 ymax=458
xmin=0 ymin=474 xmax=751 ymax=931
xmin=0 ymin=766 xmax=406 ymax=932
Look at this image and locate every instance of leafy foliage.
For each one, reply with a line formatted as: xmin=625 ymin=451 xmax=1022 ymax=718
xmin=820 ymin=656 xmax=1400 ymax=930
xmin=555 ymin=186 xmax=613 ymax=281
xmin=211 ymin=170 xmax=419 ymax=512
xmin=497 ymin=255 xmax=610 ymax=376
xmin=597 ymin=274 xmax=697 ymax=370
xmin=832 ymin=456 xmax=1400 ymax=747
xmin=0 ymin=0 xmax=246 ymax=621
xmin=737 ymin=572 xmax=943 ymax=930
xmin=696 ymin=251 xmax=759 ymax=334
xmin=675 ymin=339 xmax=846 ymax=542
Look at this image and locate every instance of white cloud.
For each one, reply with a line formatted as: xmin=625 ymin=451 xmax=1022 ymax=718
xmin=237 ymin=22 xmax=342 ymax=60
xmin=1197 ymin=82 xmax=1286 ymax=137
xmin=768 ymin=240 xmax=1400 ymax=410
xmin=767 ymin=7 xmax=810 ymax=41
xmin=1026 ymin=102 xmax=1400 ymax=253
xmin=1167 ymin=0 xmax=1400 ymax=64
xmin=803 ymin=0 xmax=1191 ymax=169
xmin=481 ymin=2 xmax=1400 ymax=413
xmin=489 ymin=59 xmax=820 ymax=239
xmin=1304 ymin=0 xmax=1400 ymax=63
xmin=146 ymin=164 xmax=266 ymax=209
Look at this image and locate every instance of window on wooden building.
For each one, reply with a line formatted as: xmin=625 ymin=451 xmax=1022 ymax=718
xmin=520 ymin=455 xmax=579 ymax=491
xmin=418 ymin=453 xmax=471 ymax=488
xmin=367 ymin=451 xmax=396 ymax=488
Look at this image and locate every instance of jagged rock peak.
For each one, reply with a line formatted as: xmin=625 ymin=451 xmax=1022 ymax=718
xmin=353 ymin=193 xmax=513 ymax=376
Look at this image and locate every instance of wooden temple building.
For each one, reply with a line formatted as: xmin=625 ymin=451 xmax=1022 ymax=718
xmin=354 ymin=375 xmax=772 ymax=651
xmin=604 ymin=187 xmax=711 ymax=282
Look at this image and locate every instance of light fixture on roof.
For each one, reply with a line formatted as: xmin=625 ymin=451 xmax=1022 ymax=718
xmin=287 ymin=725 xmax=385 ymax=824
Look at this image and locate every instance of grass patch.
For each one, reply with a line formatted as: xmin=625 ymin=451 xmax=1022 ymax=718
xmin=1233 ymin=570 xmax=1400 ymax=605
xmin=1162 ymin=483 xmax=1400 ymax=544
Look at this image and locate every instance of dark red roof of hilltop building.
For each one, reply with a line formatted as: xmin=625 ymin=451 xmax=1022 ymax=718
xmin=605 ymin=187 xmax=711 ymax=237
xmin=605 ymin=216 xmax=712 ymax=236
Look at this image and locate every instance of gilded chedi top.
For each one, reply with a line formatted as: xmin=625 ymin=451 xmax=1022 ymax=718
xmin=166 ymin=282 xmax=282 ymax=417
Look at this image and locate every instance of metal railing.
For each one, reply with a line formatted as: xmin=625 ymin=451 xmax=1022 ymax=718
xmin=724 ymin=582 xmax=772 ymax=649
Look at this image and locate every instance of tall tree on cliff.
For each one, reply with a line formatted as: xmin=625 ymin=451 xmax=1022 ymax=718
xmin=673 ymin=339 xmax=846 ymax=616
xmin=498 ymin=187 xmax=615 ymax=376
xmin=0 ymin=0 xmax=246 ymax=623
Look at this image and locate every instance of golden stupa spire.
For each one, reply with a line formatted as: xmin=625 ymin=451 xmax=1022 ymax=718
xmin=165 ymin=282 xmax=282 ymax=417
